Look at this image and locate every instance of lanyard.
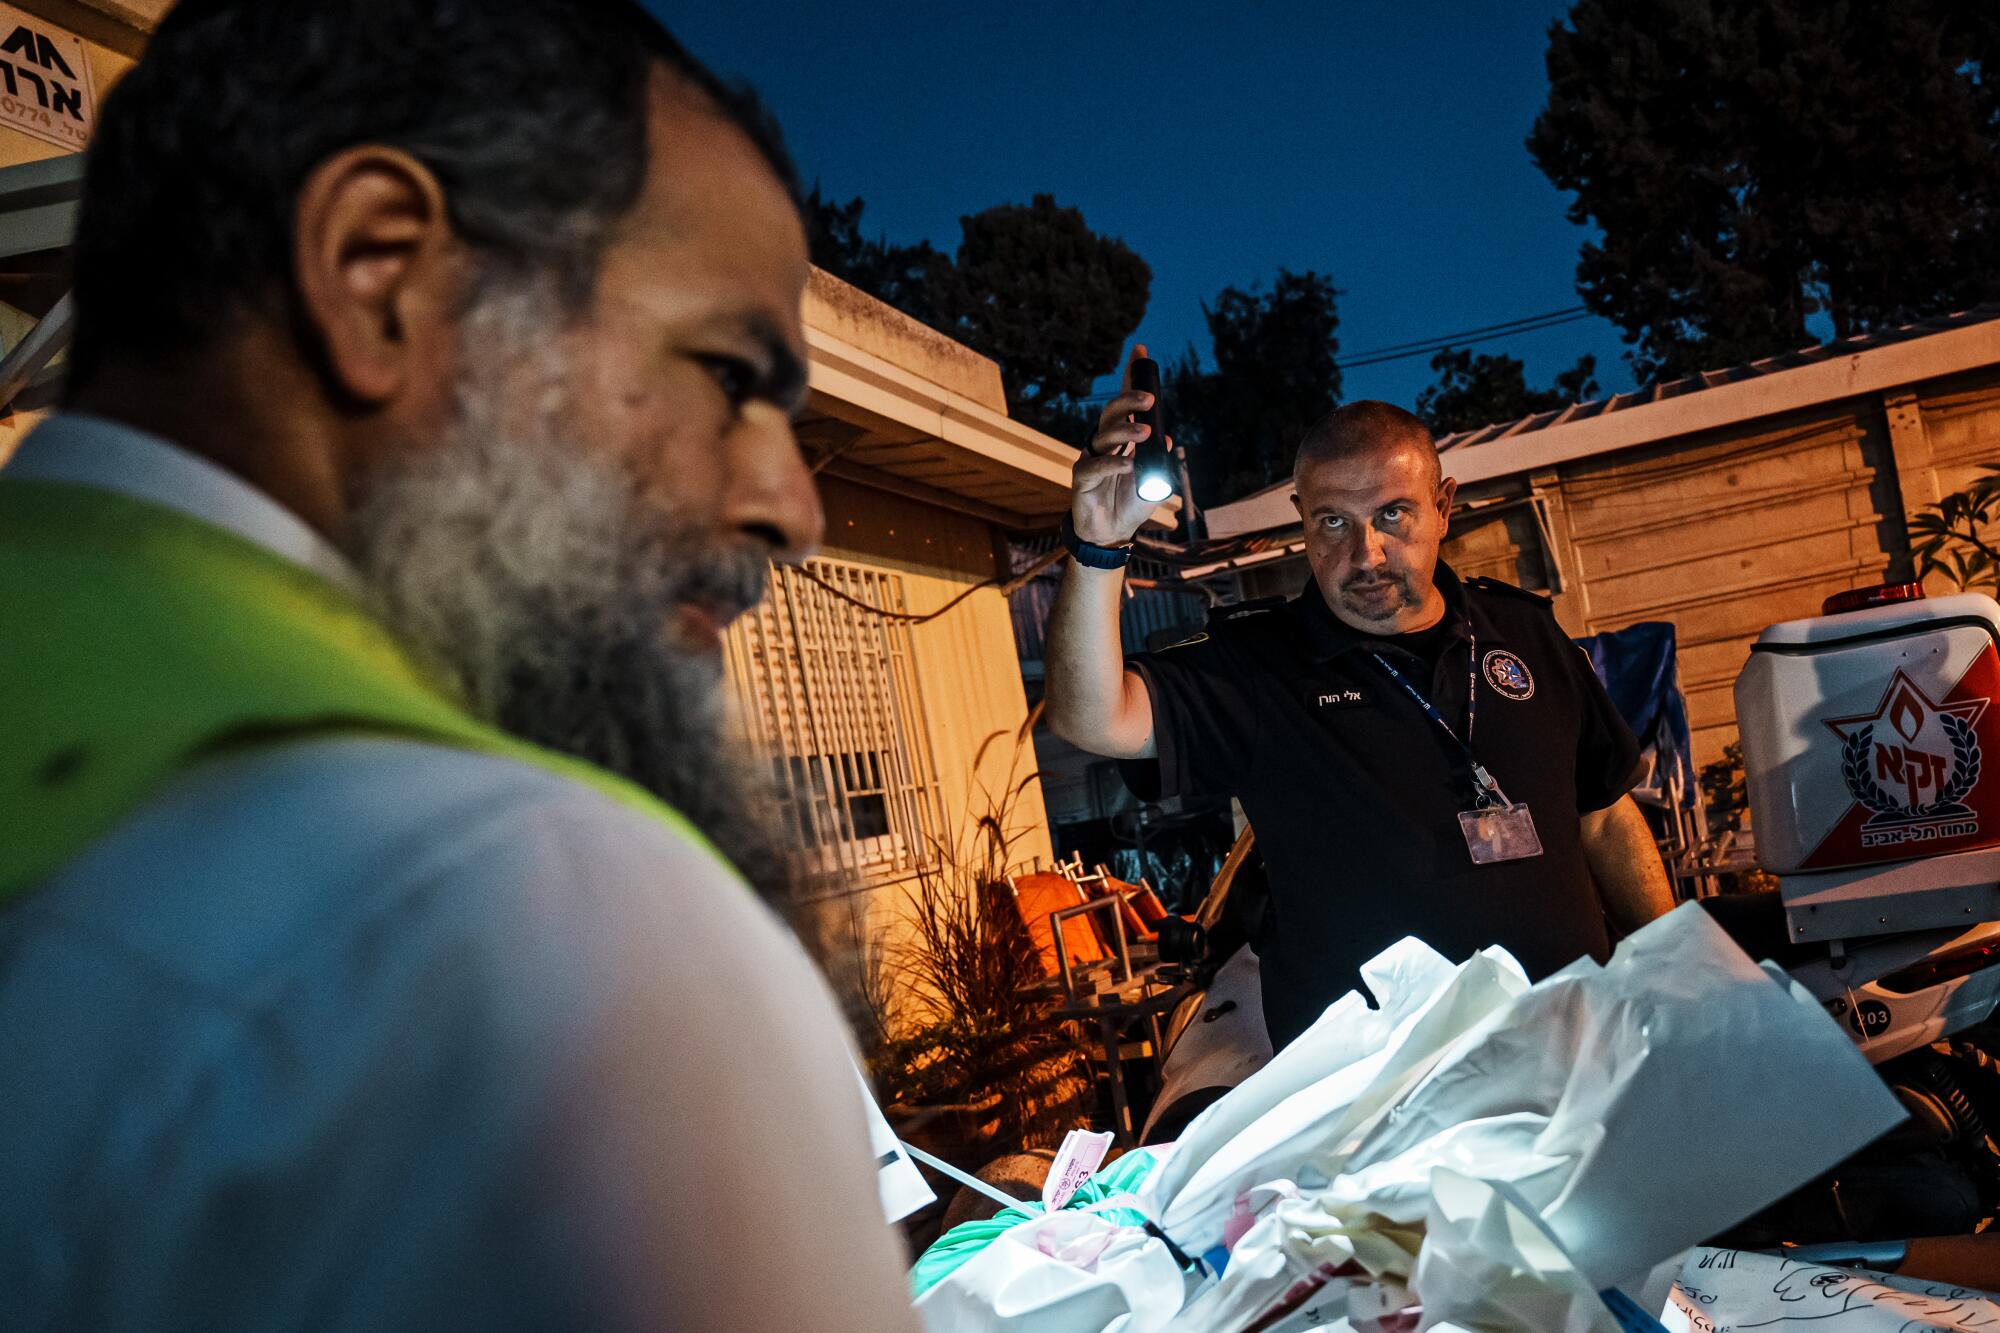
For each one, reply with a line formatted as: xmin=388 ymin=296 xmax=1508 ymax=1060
xmin=1369 ymin=630 xmax=1506 ymax=807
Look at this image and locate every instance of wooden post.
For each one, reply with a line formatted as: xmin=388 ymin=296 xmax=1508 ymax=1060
xmin=1531 ymin=468 xmax=1590 ymax=636
xmin=1882 ymin=390 xmax=1941 ymax=510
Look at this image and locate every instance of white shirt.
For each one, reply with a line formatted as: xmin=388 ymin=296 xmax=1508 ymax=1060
xmin=0 ymin=416 xmax=920 ymax=1333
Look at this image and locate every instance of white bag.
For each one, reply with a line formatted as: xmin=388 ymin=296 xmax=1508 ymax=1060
xmin=917 ymin=906 xmax=1908 ymax=1333
xmin=1142 ymin=938 xmax=1530 ymax=1253
xmin=1152 ymin=906 xmax=1906 ymax=1332
xmin=914 ymin=1207 xmax=1190 ymax=1333
xmin=1329 ymin=906 xmax=1907 ymax=1292
xmin=1663 ymin=1246 xmax=2000 ymax=1330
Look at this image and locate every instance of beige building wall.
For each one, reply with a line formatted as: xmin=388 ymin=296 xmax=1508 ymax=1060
xmin=781 ymin=473 xmax=1054 ymax=1025
xmin=1545 ymin=400 xmax=1891 ymax=764
xmin=1906 ymin=369 xmax=2000 ymax=567
xmin=815 ymin=472 xmax=1052 ymax=875
xmin=1437 ymin=501 xmax=1554 ymax=592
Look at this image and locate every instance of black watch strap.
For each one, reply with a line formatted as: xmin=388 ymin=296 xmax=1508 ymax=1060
xmin=1060 ymin=514 xmax=1132 ymax=570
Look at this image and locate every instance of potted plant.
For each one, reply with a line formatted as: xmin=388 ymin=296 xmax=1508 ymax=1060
xmin=870 ymin=723 xmax=1091 ymax=1166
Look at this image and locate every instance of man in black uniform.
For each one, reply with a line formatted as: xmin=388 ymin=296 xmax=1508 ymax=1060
xmin=1045 ymin=353 xmax=1674 ymax=1050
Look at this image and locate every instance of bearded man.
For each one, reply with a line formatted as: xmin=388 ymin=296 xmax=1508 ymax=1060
xmin=0 ymin=3 xmax=917 ymax=1331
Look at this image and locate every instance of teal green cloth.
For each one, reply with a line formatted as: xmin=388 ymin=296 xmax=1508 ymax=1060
xmin=911 ymin=1148 xmax=1161 ymax=1297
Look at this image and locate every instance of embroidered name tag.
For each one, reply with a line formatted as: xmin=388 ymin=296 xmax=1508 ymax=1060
xmin=1308 ymin=685 xmax=1371 ymax=709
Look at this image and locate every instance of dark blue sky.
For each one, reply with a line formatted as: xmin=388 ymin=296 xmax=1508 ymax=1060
xmin=660 ymin=1 xmax=1637 ymax=413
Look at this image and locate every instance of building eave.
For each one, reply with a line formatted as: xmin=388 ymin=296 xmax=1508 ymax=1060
xmin=1442 ymin=314 xmax=2000 ymax=486
xmin=803 ymin=319 xmax=1079 ymax=523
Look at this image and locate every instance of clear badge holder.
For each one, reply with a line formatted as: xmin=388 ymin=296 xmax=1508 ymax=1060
xmin=1460 ymin=762 xmax=1543 ymax=864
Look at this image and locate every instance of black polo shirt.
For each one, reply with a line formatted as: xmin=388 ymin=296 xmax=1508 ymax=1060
xmin=1125 ymin=562 xmax=1641 ymax=1050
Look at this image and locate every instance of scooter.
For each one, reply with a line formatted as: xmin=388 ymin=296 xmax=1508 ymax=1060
xmin=1706 ymin=580 xmax=2000 ymax=1254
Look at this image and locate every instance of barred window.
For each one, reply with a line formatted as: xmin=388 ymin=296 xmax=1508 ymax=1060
xmin=722 ymin=559 xmax=946 ymax=890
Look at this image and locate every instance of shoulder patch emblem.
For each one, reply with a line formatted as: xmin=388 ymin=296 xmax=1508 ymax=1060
xmin=1481 ymin=648 xmax=1536 ymax=701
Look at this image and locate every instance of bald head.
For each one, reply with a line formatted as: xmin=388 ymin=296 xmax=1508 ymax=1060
xmin=1290 ymin=399 xmax=1456 ymax=634
xmin=1295 ymin=400 xmax=1441 ymax=486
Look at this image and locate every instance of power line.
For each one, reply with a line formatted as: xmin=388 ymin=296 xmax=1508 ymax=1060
xmin=1072 ymin=304 xmax=1600 ymax=402
xmin=1335 ymin=310 xmax=1597 ymax=370
xmin=1334 ymin=306 xmax=1588 ymax=362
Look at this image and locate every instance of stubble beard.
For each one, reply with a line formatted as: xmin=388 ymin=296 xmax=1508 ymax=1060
xmin=341 ymin=287 xmax=799 ymax=904
xmin=1335 ymin=568 xmax=1420 ymax=631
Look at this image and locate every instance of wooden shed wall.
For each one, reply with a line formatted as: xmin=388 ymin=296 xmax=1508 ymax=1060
xmin=1548 ymin=402 xmax=1889 ymax=764
xmin=1529 ymin=365 xmax=2000 ymax=768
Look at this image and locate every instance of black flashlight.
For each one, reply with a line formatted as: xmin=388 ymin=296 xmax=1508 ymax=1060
xmin=1127 ymin=356 xmax=1177 ymax=504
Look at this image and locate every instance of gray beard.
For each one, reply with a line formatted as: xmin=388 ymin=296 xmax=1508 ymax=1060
xmin=340 ymin=295 xmax=798 ymax=904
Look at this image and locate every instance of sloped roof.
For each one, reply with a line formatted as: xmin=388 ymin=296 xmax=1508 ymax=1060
xmin=1204 ymin=304 xmax=2000 ymax=540
xmin=1436 ymin=303 xmax=2000 ymax=455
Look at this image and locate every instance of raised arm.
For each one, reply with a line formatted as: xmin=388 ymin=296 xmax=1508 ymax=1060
xmin=1043 ymin=347 xmax=1166 ymax=759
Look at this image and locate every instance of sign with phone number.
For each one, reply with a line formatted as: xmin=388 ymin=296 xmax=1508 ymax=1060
xmin=0 ymin=5 xmax=94 ymax=153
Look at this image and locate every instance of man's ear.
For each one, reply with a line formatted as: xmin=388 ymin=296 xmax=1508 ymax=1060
xmin=1290 ymin=491 xmax=1303 ymax=520
xmin=1437 ymin=476 xmax=1458 ymax=531
xmin=291 ymin=145 xmax=457 ymax=406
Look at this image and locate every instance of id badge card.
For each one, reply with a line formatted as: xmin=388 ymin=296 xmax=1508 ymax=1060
xmin=1458 ymin=802 xmax=1544 ymax=864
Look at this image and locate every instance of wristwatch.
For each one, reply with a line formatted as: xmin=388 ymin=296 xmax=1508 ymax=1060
xmin=1060 ymin=514 xmax=1133 ymax=570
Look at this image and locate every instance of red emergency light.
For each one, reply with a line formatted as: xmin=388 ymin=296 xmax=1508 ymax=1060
xmin=1877 ymin=936 xmax=2000 ymax=996
xmin=1821 ymin=582 xmax=1926 ymax=617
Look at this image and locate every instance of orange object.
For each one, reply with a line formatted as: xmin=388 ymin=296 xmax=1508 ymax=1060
xmin=1005 ymin=871 xmax=1112 ymax=976
xmin=1097 ymin=875 xmax=1192 ymax=943
xmin=1898 ymin=1233 xmax=2000 ymax=1290
xmin=1082 ymin=873 xmax=1154 ymax=942
xmin=1129 ymin=883 xmax=1174 ymax=928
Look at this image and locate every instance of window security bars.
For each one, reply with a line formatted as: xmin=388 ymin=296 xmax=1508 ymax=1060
xmin=722 ymin=558 xmax=946 ymax=891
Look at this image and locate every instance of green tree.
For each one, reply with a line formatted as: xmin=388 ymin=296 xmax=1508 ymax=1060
xmin=1416 ymin=349 xmax=1598 ymax=436
xmin=1529 ymin=1 xmax=2000 ymax=383
xmin=1169 ymin=269 xmax=1343 ymax=507
xmin=923 ymin=194 xmax=1151 ymax=440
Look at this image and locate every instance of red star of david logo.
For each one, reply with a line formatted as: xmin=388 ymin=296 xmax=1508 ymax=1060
xmin=1825 ymin=669 xmax=1987 ymax=815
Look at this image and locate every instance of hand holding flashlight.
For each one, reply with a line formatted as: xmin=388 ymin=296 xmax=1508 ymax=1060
xmin=1125 ymin=356 xmax=1177 ymax=505
xmin=1072 ymin=344 xmax=1180 ymax=546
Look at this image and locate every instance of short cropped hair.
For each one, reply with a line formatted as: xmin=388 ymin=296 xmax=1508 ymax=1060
xmin=67 ymin=0 xmax=799 ymax=391
xmin=1295 ymin=400 xmax=1440 ymax=484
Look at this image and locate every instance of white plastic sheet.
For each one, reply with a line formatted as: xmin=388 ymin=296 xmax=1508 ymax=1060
xmin=1331 ymin=907 xmax=1905 ymax=1292
xmin=859 ymin=1066 xmax=936 ymax=1222
xmin=1663 ymin=1246 xmax=2000 ymax=1330
xmin=916 ymin=1208 xmax=1191 ymax=1332
xmin=1410 ymin=1170 xmax=1627 ymax=1333
xmin=917 ymin=905 xmax=1908 ymax=1333
xmin=1143 ymin=939 xmax=1530 ymax=1254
